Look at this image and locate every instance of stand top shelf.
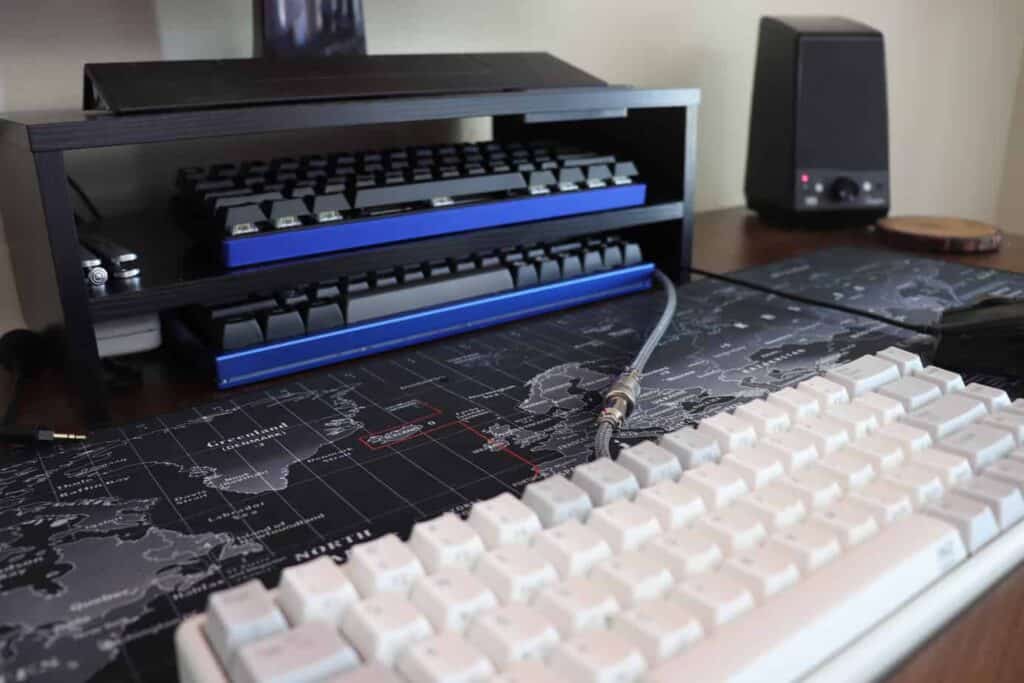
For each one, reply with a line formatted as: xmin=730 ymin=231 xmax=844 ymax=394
xmin=0 ymin=87 xmax=700 ymax=152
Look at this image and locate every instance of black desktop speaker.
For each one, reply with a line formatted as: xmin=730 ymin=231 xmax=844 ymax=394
xmin=745 ymin=16 xmax=889 ymax=226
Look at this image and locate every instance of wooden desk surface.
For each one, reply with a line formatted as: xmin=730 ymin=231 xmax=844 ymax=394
xmin=10 ymin=206 xmax=1024 ymax=680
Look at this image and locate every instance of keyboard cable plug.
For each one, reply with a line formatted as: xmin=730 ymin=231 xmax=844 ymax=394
xmin=593 ymin=269 xmax=677 ymax=461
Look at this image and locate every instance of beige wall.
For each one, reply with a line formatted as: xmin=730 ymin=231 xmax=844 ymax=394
xmin=0 ymin=0 xmax=1022 ymax=333
xmin=999 ymin=46 xmax=1024 ymax=234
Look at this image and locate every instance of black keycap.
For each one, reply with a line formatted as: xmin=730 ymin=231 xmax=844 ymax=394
xmin=549 ymin=241 xmax=583 ymax=254
xmin=353 ymin=173 xmax=528 ymax=209
xmin=322 ymin=179 xmax=349 ymax=193
xmin=309 ymin=194 xmax=351 ymax=221
xmin=526 ymin=248 xmax=545 ymax=259
xmin=586 ymin=164 xmax=613 ymax=181
xmin=439 ymin=166 xmax=460 ymax=179
xmin=314 ymin=283 xmax=341 ymax=300
xmin=491 ymin=163 xmax=511 ymax=173
xmin=303 ymin=169 xmax=327 ymax=180
xmin=582 ymin=250 xmax=604 ymax=272
xmin=540 ymin=161 xmax=558 ymax=170
xmin=304 ymin=155 xmax=328 ymax=168
xmin=557 ymin=168 xmax=585 ymax=185
xmin=347 ymin=266 xmax=514 ymax=324
xmin=478 ymin=255 xmax=501 ymax=269
xmin=356 ymin=174 xmax=377 ymax=188
xmin=363 ymin=162 xmax=384 ymax=173
xmin=454 ymin=259 xmax=475 ymax=273
xmin=363 ymin=152 xmax=383 ymax=163
xmin=263 ymin=198 xmax=310 ymax=227
xmin=376 ymin=269 xmax=399 ymax=287
xmin=516 ymin=163 xmax=536 ymax=172
xmin=428 ymin=259 xmax=451 ymax=277
xmin=241 ymin=175 xmax=266 ymax=187
xmin=465 ymin=165 xmax=486 ymax=176
xmin=613 ymin=161 xmax=639 ymax=177
xmin=527 ymin=171 xmax=557 ymax=187
xmin=213 ymin=191 xmax=281 ymax=211
xmin=402 ymin=265 xmax=425 ymax=283
xmin=602 ymin=245 xmax=624 ymax=269
xmin=210 ymin=298 xmax=277 ymax=320
xmin=385 ymin=171 xmax=405 ymax=185
xmin=221 ymin=317 xmax=264 ymax=351
xmin=348 ymin=278 xmax=371 ymax=294
xmin=562 ymin=155 xmax=617 ymax=168
xmin=503 ymin=251 xmax=525 ymax=264
xmin=290 ymin=187 xmax=317 ymax=198
xmin=305 ymin=302 xmax=345 ymax=333
xmin=204 ymin=188 xmax=253 ymax=205
xmin=273 ymin=171 xmax=298 ymax=183
xmin=277 ymin=289 xmax=309 ymax=308
xmin=537 ymin=258 xmax=561 ymax=283
xmin=274 ymin=158 xmax=300 ymax=171
xmin=221 ymin=204 xmax=267 ymax=234
xmin=511 ymin=262 xmax=539 ymax=288
xmin=559 ymin=254 xmax=583 ymax=279
xmin=623 ymin=242 xmax=643 ymax=265
xmin=244 ymin=161 xmax=270 ymax=174
xmin=261 ymin=308 xmax=305 ymax=341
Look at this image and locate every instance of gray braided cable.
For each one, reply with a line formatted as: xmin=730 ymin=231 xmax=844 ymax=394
xmin=593 ymin=269 xmax=677 ymax=460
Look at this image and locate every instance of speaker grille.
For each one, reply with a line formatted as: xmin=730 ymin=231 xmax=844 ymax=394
xmin=795 ymin=37 xmax=888 ymax=170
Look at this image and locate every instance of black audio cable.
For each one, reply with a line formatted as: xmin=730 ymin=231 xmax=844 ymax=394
xmin=0 ymin=330 xmax=88 ymax=446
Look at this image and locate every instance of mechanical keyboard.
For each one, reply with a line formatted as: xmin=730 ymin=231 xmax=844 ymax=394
xmin=177 ymin=236 xmax=651 ymax=389
xmin=177 ymin=141 xmax=646 ymax=268
xmin=175 ymin=348 xmax=1024 ymax=681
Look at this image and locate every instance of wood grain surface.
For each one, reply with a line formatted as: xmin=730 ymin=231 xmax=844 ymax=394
xmin=6 ymin=206 xmax=1024 ymax=681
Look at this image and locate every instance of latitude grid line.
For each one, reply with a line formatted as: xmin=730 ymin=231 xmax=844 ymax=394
xmin=242 ymin=389 xmax=373 ymax=527
xmin=343 ymin=381 xmax=474 ymax=508
xmin=301 ymin=376 xmax=436 ymax=518
xmin=195 ymin=404 xmax=327 ymax=543
xmin=391 ymin=356 xmax=535 ymax=494
xmin=326 ymin=374 xmax=476 ymax=509
xmin=415 ymin=343 xmax=537 ymax=397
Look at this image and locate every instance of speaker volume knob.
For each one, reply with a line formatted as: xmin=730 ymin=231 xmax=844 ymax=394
xmin=830 ymin=177 xmax=860 ymax=203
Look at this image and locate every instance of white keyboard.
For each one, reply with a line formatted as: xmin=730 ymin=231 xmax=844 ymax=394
xmin=175 ymin=347 xmax=1024 ymax=683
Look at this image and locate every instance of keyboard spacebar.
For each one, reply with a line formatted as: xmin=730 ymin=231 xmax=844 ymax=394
xmin=346 ymin=267 xmax=515 ymax=324
xmin=353 ymin=173 xmax=528 ymax=209
xmin=649 ymin=515 xmax=966 ymax=683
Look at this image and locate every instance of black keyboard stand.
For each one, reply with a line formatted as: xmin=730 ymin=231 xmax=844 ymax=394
xmin=0 ymin=54 xmax=699 ymax=425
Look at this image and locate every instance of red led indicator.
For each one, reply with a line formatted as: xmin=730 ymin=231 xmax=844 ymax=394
xmin=800 ymin=173 xmax=810 ymax=183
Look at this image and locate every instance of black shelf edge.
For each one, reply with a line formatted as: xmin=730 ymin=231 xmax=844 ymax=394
xmin=88 ymin=201 xmax=684 ymax=321
xmin=21 ymin=88 xmax=700 ymax=152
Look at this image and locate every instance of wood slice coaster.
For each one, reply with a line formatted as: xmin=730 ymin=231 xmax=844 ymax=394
xmin=875 ymin=216 xmax=1003 ymax=253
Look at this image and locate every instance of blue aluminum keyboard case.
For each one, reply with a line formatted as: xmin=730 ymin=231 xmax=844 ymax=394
xmin=222 ymin=184 xmax=647 ymax=268
xmin=215 ymin=263 xmax=654 ymax=388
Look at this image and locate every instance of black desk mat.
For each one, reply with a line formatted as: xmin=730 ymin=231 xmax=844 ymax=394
xmin=3 ymin=247 xmax=1023 ymax=682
